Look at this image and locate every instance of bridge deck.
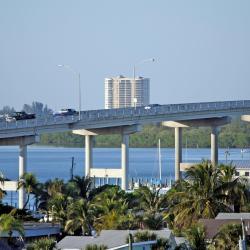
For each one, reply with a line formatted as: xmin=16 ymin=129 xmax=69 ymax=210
xmin=0 ymin=100 xmax=250 ymax=139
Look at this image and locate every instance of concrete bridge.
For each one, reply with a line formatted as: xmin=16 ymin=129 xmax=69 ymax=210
xmin=1 ymin=100 xmax=250 ymax=208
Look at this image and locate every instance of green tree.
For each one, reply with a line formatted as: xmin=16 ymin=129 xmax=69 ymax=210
xmin=211 ymin=223 xmax=242 ymax=250
xmin=219 ymin=164 xmax=248 ymax=212
xmin=184 ymin=223 xmax=206 ymax=250
xmin=65 ymin=198 xmax=94 ymax=235
xmin=84 ymin=244 xmax=107 ymax=250
xmin=18 ymin=172 xmax=39 ymax=209
xmin=47 ymin=193 xmax=69 ymax=228
xmin=26 ymin=237 xmax=56 ymax=250
xmin=71 ymin=175 xmax=93 ymax=200
xmin=0 ymin=209 xmax=24 ymax=244
xmin=169 ymin=161 xmax=232 ymax=229
xmin=93 ymin=186 xmax=131 ymax=231
xmin=134 ymin=186 xmax=168 ymax=229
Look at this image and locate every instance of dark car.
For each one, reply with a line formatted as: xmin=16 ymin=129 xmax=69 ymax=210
xmin=144 ymin=104 xmax=161 ymax=110
xmin=6 ymin=111 xmax=36 ymax=122
xmin=53 ymin=109 xmax=78 ymax=116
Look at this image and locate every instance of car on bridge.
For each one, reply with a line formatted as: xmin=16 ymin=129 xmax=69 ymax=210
xmin=144 ymin=104 xmax=161 ymax=110
xmin=5 ymin=111 xmax=36 ymax=122
xmin=53 ymin=108 xmax=78 ymax=116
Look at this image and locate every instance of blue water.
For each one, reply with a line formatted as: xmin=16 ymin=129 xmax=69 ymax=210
xmin=0 ymin=146 xmax=250 ymax=207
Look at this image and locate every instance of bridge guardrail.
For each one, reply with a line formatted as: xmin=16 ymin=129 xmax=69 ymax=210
xmin=1 ymin=100 xmax=250 ymax=131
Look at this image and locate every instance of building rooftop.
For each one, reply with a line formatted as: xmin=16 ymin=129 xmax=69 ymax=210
xmin=215 ymin=213 xmax=250 ymax=220
xmin=199 ymin=219 xmax=250 ymax=239
xmin=57 ymin=229 xmax=173 ymax=249
xmin=105 ymin=76 xmax=148 ymax=80
xmin=0 ymin=222 xmax=61 ymax=238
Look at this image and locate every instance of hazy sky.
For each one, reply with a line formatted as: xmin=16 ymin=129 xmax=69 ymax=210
xmin=0 ymin=1 xmax=250 ymax=111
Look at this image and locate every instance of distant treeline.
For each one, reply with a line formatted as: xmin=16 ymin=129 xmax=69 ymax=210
xmin=1 ymin=102 xmax=250 ymax=148
xmin=39 ymin=120 xmax=250 ymax=148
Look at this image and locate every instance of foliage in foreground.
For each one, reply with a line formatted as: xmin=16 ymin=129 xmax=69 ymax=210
xmin=0 ymin=209 xmax=24 ymax=238
xmin=184 ymin=224 xmax=206 ymax=250
xmin=126 ymin=231 xmax=170 ymax=250
xmin=167 ymin=161 xmax=247 ymax=230
xmin=84 ymin=244 xmax=107 ymax=250
xmin=26 ymin=237 xmax=56 ymax=250
xmin=211 ymin=223 xmax=242 ymax=250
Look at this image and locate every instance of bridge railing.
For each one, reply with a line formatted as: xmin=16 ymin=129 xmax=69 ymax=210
xmin=1 ymin=100 xmax=250 ymax=131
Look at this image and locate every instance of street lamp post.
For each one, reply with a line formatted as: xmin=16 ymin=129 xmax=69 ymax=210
xmin=58 ymin=64 xmax=81 ymax=120
xmin=133 ymin=58 xmax=155 ymax=79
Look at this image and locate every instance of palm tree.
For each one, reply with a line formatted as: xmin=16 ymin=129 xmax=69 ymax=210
xmin=211 ymin=223 xmax=242 ymax=250
xmin=47 ymin=193 xmax=69 ymax=227
xmin=18 ymin=172 xmax=39 ymax=209
xmin=168 ymin=161 xmax=232 ymax=228
xmin=92 ymin=186 xmax=131 ymax=231
xmin=134 ymin=186 xmax=168 ymax=229
xmin=65 ymin=198 xmax=94 ymax=235
xmin=184 ymin=223 xmax=206 ymax=250
xmin=37 ymin=178 xmax=66 ymax=211
xmin=135 ymin=186 xmax=168 ymax=214
xmin=71 ymin=175 xmax=93 ymax=200
xmin=219 ymin=163 xmax=248 ymax=212
xmin=0 ymin=209 xmax=24 ymax=244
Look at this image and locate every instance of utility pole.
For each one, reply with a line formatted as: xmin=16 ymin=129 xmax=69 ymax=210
xmin=239 ymin=218 xmax=247 ymax=250
xmin=128 ymin=232 xmax=133 ymax=250
xmin=70 ymin=157 xmax=75 ymax=180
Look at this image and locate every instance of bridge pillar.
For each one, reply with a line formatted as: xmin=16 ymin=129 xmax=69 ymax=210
xmin=162 ymin=117 xmax=231 ymax=178
xmin=211 ymin=126 xmax=218 ymax=167
xmin=19 ymin=144 xmax=27 ymax=209
xmin=121 ymin=133 xmax=129 ymax=190
xmin=73 ymin=125 xmax=141 ymax=190
xmin=85 ymin=135 xmax=93 ymax=176
xmin=0 ymin=135 xmax=39 ymax=209
xmin=175 ymin=127 xmax=182 ymax=181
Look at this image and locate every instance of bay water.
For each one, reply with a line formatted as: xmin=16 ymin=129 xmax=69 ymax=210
xmin=0 ymin=146 xmax=249 ymax=207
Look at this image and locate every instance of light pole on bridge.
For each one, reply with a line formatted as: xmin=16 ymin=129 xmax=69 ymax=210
xmin=133 ymin=58 xmax=155 ymax=79
xmin=58 ymin=64 xmax=82 ymax=120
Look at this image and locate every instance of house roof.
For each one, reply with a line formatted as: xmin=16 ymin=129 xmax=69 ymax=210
xmin=216 ymin=213 xmax=250 ymax=220
xmin=199 ymin=219 xmax=250 ymax=239
xmin=0 ymin=222 xmax=60 ymax=238
xmin=57 ymin=229 xmax=173 ymax=249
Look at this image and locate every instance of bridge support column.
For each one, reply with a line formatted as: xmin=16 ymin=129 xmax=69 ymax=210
xmin=85 ymin=135 xmax=93 ymax=176
xmin=73 ymin=125 xmax=140 ymax=190
xmin=19 ymin=144 xmax=27 ymax=209
xmin=0 ymin=135 xmax=40 ymax=209
xmin=121 ymin=133 xmax=129 ymax=190
xmin=211 ymin=126 xmax=218 ymax=167
xmin=175 ymin=127 xmax=182 ymax=181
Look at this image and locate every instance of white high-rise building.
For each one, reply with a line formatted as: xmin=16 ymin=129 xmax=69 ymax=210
xmin=105 ymin=75 xmax=150 ymax=109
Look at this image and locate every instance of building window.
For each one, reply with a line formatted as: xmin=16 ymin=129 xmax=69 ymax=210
xmin=235 ymin=171 xmax=240 ymax=176
xmin=245 ymin=172 xmax=249 ymax=177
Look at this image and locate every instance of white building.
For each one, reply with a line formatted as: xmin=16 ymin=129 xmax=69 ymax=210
xmin=105 ymin=75 xmax=150 ymax=109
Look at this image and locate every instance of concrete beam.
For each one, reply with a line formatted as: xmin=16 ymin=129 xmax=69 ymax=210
xmin=90 ymin=168 xmax=123 ymax=178
xmin=162 ymin=116 xmax=231 ymax=128
xmin=0 ymin=181 xmax=18 ymax=191
xmin=241 ymin=115 xmax=250 ymax=122
xmin=180 ymin=162 xmax=198 ymax=171
xmin=0 ymin=135 xmax=40 ymax=146
xmin=73 ymin=124 xmax=141 ymax=136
